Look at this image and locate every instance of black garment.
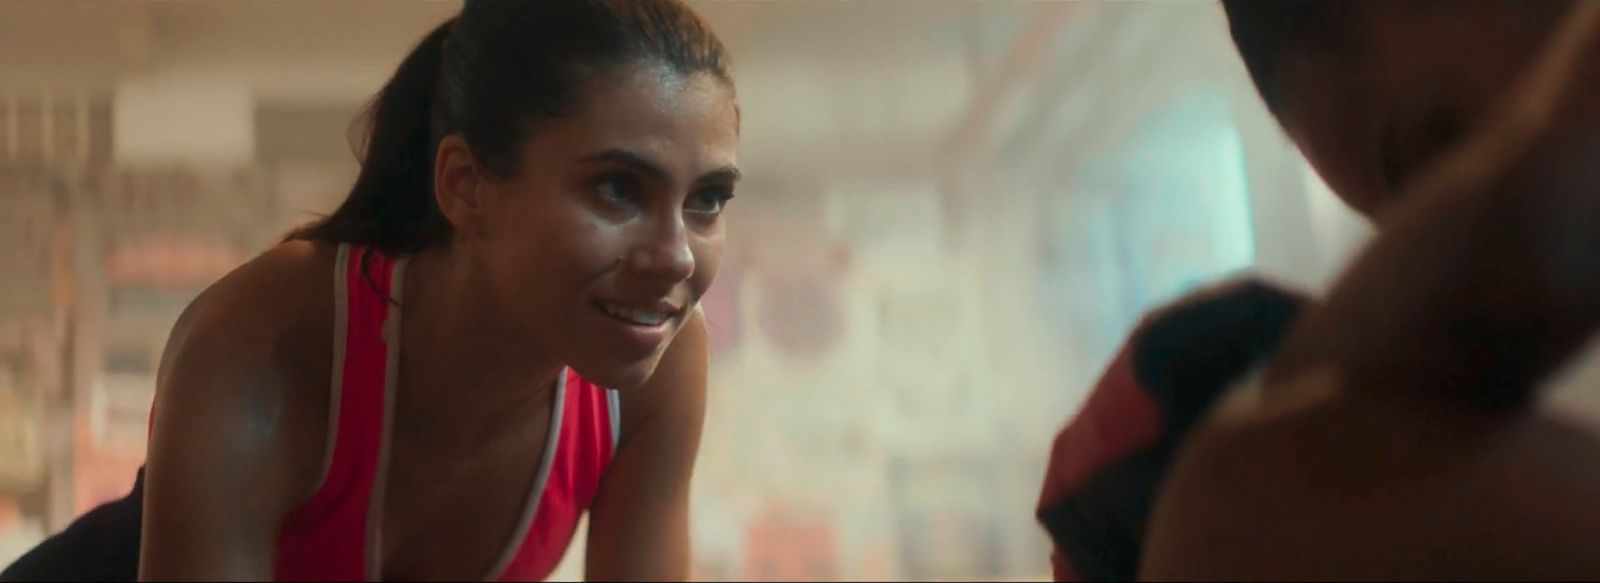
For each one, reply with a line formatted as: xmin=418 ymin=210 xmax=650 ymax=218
xmin=1035 ymin=279 xmax=1307 ymax=581
xmin=2 ymin=468 xmax=143 ymax=582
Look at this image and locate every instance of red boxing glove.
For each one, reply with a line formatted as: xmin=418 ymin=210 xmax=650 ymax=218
xmin=1036 ymin=278 xmax=1308 ymax=581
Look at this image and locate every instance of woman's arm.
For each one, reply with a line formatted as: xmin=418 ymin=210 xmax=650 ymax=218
xmin=139 ymin=244 xmax=331 ymax=581
xmin=584 ymin=310 xmax=709 ymax=581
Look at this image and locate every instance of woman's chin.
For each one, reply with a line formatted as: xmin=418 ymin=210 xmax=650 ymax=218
xmin=568 ymin=355 xmax=663 ymax=391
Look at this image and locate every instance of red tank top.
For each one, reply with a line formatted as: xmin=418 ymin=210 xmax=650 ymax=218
xmin=268 ymin=244 xmax=620 ymax=581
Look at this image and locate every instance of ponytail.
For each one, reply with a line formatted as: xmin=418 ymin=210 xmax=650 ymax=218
xmin=287 ymin=19 xmax=456 ymax=254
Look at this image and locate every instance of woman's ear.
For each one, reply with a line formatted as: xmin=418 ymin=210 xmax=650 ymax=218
xmin=433 ymin=134 xmax=488 ymax=239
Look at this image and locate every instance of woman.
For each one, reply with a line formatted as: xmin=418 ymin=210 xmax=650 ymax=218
xmin=1144 ymin=2 xmax=1600 ymax=580
xmin=3 ymin=0 xmax=740 ymax=580
xmin=1040 ymin=1 xmax=1600 ymax=580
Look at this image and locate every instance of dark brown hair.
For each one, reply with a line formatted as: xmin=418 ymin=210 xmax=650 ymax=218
xmin=288 ymin=0 xmax=732 ymax=254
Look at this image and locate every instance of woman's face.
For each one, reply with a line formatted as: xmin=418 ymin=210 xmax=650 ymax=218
xmin=462 ymin=63 xmax=740 ymax=389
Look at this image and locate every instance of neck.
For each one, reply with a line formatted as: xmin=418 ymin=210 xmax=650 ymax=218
xmin=394 ymin=245 xmax=564 ymax=444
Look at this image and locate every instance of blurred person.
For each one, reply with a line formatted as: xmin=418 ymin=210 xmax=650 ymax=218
xmin=1037 ymin=1 xmax=1600 ymax=580
xmin=2 ymin=0 xmax=739 ymax=580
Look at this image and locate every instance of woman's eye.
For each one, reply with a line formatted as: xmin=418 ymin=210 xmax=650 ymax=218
xmin=595 ymin=176 xmax=642 ymax=206
xmin=686 ymin=188 xmax=734 ymax=215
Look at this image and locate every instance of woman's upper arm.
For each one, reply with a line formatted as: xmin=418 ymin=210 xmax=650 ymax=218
xmin=139 ymin=248 xmax=328 ymax=581
xmin=585 ymin=310 xmax=709 ymax=581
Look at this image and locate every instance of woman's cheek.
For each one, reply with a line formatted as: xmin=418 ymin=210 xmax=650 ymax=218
xmin=690 ymin=236 xmax=725 ymax=297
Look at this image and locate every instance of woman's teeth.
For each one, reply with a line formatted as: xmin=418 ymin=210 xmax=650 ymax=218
xmin=601 ymin=303 xmax=669 ymax=326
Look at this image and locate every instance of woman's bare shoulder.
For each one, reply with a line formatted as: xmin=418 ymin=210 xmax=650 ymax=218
xmin=148 ymin=240 xmax=342 ymax=500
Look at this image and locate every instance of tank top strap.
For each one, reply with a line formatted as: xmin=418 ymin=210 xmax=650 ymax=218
xmin=490 ymin=370 xmax=619 ymax=581
xmin=275 ymin=243 xmax=407 ymax=582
